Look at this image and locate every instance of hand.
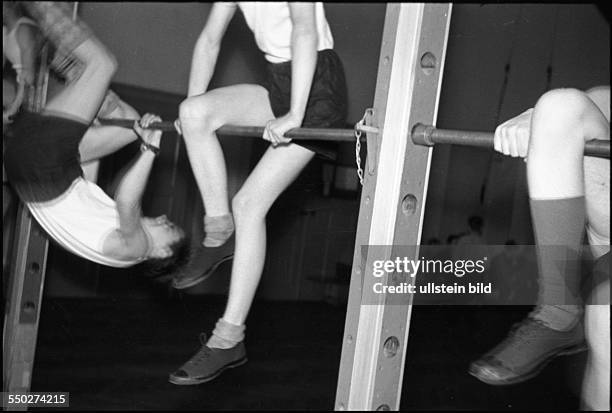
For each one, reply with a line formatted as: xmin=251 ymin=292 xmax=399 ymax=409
xmin=493 ymin=108 xmax=533 ymax=158
xmin=263 ymin=112 xmax=302 ymax=147
xmin=134 ymin=113 xmax=163 ymax=148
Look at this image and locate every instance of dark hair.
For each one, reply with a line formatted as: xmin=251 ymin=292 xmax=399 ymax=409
xmin=139 ymin=235 xmax=192 ymax=280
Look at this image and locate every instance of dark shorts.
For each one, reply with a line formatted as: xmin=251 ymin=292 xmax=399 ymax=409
xmin=264 ymin=49 xmax=348 ymax=160
xmin=4 ymin=112 xmax=86 ymax=202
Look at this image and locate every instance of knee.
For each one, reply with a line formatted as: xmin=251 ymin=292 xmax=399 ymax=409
xmin=530 ymin=88 xmax=594 ymax=149
xmin=83 ymin=38 xmax=117 ymax=75
xmin=232 ymin=191 xmax=264 ymax=223
xmin=100 ymin=51 xmax=118 ymax=76
xmin=534 ymin=88 xmax=591 ymax=129
xmin=179 ymin=96 xmax=217 ymax=126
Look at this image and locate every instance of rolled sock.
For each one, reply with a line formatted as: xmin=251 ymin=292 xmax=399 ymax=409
xmin=529 ymin=196 xmax=585 ymax=331
xmin=22 ymin=2 xmax=93 ymax=54
xmin=203 ymin=214 xmax=234 ymax=247
xmin=531 ymin=305 xmax=582 ymax=330
xmin=207 ymin=318 xmax=245 ymax=349
xmin=23 ymin=2 xmax=93 ymax=81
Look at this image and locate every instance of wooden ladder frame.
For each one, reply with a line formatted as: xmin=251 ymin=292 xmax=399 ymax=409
xmin=335 ymin=4 xmax=452 ymax=410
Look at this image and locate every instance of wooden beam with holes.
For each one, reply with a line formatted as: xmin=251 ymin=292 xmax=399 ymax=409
xmin=335 ymin=4 xmax=452 ymax=410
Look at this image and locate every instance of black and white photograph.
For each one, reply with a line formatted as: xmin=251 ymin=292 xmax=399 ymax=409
xmin=2 ymin=2 xmax=609 ymax=411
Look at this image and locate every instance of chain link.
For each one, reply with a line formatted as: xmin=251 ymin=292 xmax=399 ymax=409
xmin=354 ymin=108 xmax=374 ymax=186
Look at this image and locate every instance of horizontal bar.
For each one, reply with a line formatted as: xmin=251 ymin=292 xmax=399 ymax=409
xmin=98 ymin=118 xmax=358 ymax=142
xmin=412 ymin=124 xmax=610 ymax=158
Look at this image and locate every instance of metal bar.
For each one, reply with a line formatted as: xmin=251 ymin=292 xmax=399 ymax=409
xmin=99 ymin=117 xmax=610 ymax=158
xmin=335 ymin=3 xmax=451 ymax=411
xmin=97 ymin=118 xmax=358 ymax=142
xmin=412 ymin=123 xmax=610 ymax=158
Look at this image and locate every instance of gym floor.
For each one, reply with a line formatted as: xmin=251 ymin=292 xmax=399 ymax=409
xmin=31 ymin=294 xmax=584 ymax=410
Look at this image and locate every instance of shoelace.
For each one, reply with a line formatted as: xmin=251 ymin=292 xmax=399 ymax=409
xmin=507 ymin=318 xmax=547 ymax=348
xmin=185 ymin=334 xmax=213 ymax=365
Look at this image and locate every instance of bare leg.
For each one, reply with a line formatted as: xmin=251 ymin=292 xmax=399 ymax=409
xmin=180 ymin=83 xmax=316 ymax=325
xmin=527 ymin=89 xmax=610 ymax=327
xmin=470 ymin=88 xmax=610 ymax=386
xmin=43 ymin=37 xmax=117 ymax=123
xmin=527 ymin=88 xmax=609 ymax=199
xmin=222 ymin=144 xmax=315 ymax=327
xmin=582 ymin=87 xmax=610 ymax=411
xmin=583 ymin=278 xmax=610 ymax=411
xmin=78 ymin=97 xmax=139 ymax=162
xmin=583 ymin=86 xmax=610 ymax=258
xmin=179 ymin=84 xmax=276 ymax=218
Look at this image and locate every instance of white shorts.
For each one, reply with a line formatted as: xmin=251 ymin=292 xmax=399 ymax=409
xmin=27 ymin=177 xmax=144 ymax=268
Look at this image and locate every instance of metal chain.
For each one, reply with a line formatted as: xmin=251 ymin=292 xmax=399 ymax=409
xmin=354 ymin=129 xmax=364 ymax=186
xmin=354 ymin=108 xmax=374 ymax=186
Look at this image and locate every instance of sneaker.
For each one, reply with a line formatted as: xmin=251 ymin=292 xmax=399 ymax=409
xmin=469 ymin=317 xmax=587 ymax=385
xmin=169 ymin=334 xmax=247 ymax=385
xmin=172 ymin=250 xmax=233 ymax=290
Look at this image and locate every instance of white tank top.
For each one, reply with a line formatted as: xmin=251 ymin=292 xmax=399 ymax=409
xmin=234 ymin=2 xmax=334 ymax=63
xmin=26 ymin=178 xmax=145 ymax=268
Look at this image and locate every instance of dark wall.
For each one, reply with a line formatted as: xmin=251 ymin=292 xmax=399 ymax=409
xmin=423 ymin=3 xmax=609 ymax=244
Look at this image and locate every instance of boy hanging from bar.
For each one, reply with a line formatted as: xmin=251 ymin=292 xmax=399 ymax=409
xmin=3 ymin=2 xmax=188 ymax=272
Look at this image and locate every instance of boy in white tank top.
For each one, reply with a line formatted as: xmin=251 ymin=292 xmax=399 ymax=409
xmin=170 ymin=2 xmax=347 ymax=385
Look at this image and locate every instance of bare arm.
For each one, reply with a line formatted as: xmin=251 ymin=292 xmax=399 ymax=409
xmin=188 ymin=2 xmax=236 ymax=97
xmin=113 ymin=114 xmax=163 ymax=256
xmin=287 ymin=3 xmax=318 ymax=123
xmin=15 ymin=23 xmax=40 ymax=86
xmin=263 ymin=3 xmax=318 ymax=145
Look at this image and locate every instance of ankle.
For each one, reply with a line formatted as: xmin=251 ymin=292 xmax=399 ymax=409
xmin=203 ymin=214 xmax=234 ymax=247
xmin=206 ymin=333 xmax=238 ymax=350
xmin=206 ymin=317 xmax=245 ymax=349
xmin=530 ymin=305 xmax=581 ymax=331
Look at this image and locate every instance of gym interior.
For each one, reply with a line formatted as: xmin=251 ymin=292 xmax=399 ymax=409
xmin=2 ymin=3 xmax=609 ymax=411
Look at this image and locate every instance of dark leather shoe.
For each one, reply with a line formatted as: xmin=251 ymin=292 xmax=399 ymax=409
xmin=469 ymin=317 xmax=586 ymax=385
xmin=172 ymin=251 xmax=233 ymax=290
xmin=169 ymin=334 xmax=247 ymax=385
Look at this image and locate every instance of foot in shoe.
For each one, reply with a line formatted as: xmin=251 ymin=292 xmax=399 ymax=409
xmin=203 ymin=214 xmax=234 ymax=247
xmin=169 ymin=334 xmax=247 ymax=385
xmin=469 ymin=317 xmax=586 ymax=385
xmin=172 ymin=249 xmax=233 ymax=290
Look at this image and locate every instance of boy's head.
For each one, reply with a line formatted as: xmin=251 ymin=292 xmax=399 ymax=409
xmin=141 ymin=215 xmax=190 ymax=277
xmin=142 ymin=215 xmax=185 ymax=260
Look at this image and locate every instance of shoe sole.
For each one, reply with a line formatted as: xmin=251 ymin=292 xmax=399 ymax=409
xmin=469 ymin=342 xmax=588 ymax=386
xmin=172 ymin=254 xmax=234 ymax=290
xmin=168 ymin=356 xmax=248 ymax=385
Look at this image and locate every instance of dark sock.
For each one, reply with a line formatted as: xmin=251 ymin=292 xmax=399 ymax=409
xmin=529 ymin=196 xmax=585 ymax=330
